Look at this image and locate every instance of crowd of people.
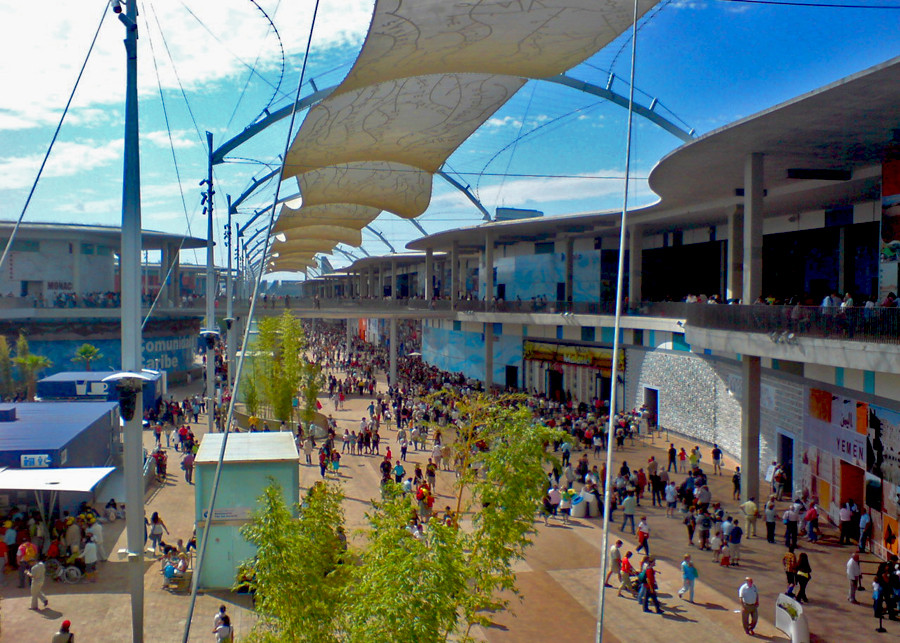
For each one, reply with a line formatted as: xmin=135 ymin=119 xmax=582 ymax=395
xmin=297 ymin=319 xmax=897 ymax=634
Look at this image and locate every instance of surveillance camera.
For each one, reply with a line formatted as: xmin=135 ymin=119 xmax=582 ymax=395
xmin=112 ymin=0 xmax=123 ymax=14
xmin=200 ymin=329 xmax=220 ymax=349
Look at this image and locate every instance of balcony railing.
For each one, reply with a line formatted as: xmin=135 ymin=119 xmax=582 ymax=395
xmin=682 ymin=304 xmax=900 ymax=345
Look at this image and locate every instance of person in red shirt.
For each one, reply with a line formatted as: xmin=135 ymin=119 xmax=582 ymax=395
xmin=642 ymin=559 xmax=664 ymax=614
xmin=617 ymin=551 xmax=636 ymax=597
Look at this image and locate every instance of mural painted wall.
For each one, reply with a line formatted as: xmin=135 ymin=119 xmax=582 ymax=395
xmin=422 ymin=325 xmax=522 ymax=385
xmin=2 ymin=317 xmax=201 ymax=377
xmin=491 ymin=252 xmax=601 ymax=302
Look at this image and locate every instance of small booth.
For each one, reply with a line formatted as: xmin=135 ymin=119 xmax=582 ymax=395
xmin=194 ymin=432 xmax=299 ymax=590
xmin=37 ymin=369 xmax=164 ymax=412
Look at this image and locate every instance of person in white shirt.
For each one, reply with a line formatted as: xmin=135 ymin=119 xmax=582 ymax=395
xmin=846 ymin=553 xmax=861 ymax=604
xmin=604 ymin=540 xmax=623 ymax=586
xmin=664 ymin=482 xmax=678 ymax=518
xmin=738 ymin=577 xmax=760 ymax=635
xmin=83 ymin=535 xmax=99 ymax=582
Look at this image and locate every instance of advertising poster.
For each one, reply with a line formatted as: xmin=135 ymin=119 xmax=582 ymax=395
xmin=868 ymin=404 xmax=900 ymax=485
xmin=881 ymin=153 xmax=900 ymax=299
xmin=806 ymin=388 xmax=866 ymax=469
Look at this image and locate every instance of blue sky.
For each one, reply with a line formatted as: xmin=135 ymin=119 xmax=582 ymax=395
xmin=1 ymin=0 xmax=898 ymax=276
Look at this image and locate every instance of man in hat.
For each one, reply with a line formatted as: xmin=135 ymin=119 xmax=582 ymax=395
xmin=52 ymin=620 xmax=74 ymax=643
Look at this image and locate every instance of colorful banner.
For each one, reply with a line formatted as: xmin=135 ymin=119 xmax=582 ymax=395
xmin=523 ymin=340 xmax=624 ymax=376
xmin=806 ymin=388 xmax=865 ymax=469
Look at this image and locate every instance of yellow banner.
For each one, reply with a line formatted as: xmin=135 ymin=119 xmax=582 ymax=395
xmin=523 ymin=340 xmax=625 ymax=375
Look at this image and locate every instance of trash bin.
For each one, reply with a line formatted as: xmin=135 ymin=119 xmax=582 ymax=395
xmin=571 ymin=495 xmax=587 ymax=518
xmin=774 ymin=593 xmax=810 ymax=643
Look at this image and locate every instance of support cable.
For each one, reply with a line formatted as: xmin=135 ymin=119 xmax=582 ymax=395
xmin=0 ymin=3 xmax=107 ymax=274
xmin=147 ymin=2 xmax=206 ymax=145
xmin=181 ymin=0 xmax=322 ymax=639
xmin=140 ymin=0 xmax=201 ymax=319
xmin=596 ymin=1 xmax=640 ymax=641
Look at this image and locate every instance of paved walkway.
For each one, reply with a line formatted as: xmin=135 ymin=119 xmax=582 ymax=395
xmin=1 ymin=371 xmax=892 ymax=641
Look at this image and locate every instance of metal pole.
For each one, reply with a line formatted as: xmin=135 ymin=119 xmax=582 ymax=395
xmin=205 ymin=132 xmax=216 ymax=434
xmin=596 ymin=2 xmax=639 ymax=641
xmin=226 ymin=196 xmax=235 ymax=391
xmin=118 ymin=0 xmax=145 ymax=639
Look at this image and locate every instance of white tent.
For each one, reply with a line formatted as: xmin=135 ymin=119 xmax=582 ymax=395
xmin=0 ymin=466 xmax=115 ymax=493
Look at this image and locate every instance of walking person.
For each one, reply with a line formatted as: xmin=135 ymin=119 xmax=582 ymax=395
xmin=795 ymin=552 xmax=812 ymax=603
xmin=182 ymin=451 xmax=195 ymax=484
xmin=604 ymin=540 xmax=623 ymax=586
xmin=847 ymin=552 xmax=862 ymax=604
xmin=620 ymin=492 xmax=637 ymax=534
xmin=712 ymin=443 xmax=723 ymax=475
xmin=26 ymin=558 xmax=49 ymax=610
xmin=739 ymin=577 xmax=760 ymax=635
xmin=667 ymin=443 xmax=677 ymax=472
xmin=783 ymin=504 xmax=799 ymax=550
xmin=636 ymin=517 xmax=651 ymax=555
xmin=678 ymin=554 xmax=699 ymax=603
xmin=764 ymin=500 xmax=777 ymax=544
xmin=732 ymin=466 xmax=741 ymax=501
xmin=641 ymin=559 xmax=664 ymax=614
xmin=782 ymin=547 xmax=798 ymax=596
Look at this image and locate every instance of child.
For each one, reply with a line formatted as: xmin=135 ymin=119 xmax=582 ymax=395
xmin=710 ymin=530 xmax=723 ymax=563
xmin=718 ymin=541 xmax=731 ymax=567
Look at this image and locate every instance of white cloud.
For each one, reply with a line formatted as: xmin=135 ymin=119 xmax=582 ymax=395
xmin=430 ymin=169 xmax=656 ymax=211
xmin=0 ymin=0 xmax=374 ymax=131
xmin=485 ymin=116 xmax=523 ymax=129
xmin=144 ymin=129 xmax=198 ymax=150
xmin=0 ymin=139 xmax=122 ymax=190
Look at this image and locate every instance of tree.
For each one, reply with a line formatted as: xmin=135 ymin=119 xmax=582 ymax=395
xmin=0 ymin=336 xmax=13 ymax=400
xmin=254 ymin=312 xmax=307 ymax=423
xmin=238 ymin=393 xmax=565 ymax=641
xmin=243 ymin=362 xmax=261 ymax=418
xmin=239 ymin=480 xmax=347 ymax=643
xmin=72 ymin=343 xmax=103 ymax=371
xmin=13 ymin=333 xmax=52 ymax=401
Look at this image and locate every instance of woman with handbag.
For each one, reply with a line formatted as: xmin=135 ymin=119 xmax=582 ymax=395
xmin=795 ymin=552 xmax=812 ymax=603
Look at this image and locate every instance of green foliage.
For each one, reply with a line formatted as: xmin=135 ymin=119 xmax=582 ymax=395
xmin=240 ymin=393 xmax=565 ymax=642
xmin=239 ymin=480 xmax=347 ymax=643
xmin=243 ymin=360 xmax=261 ymax=418
xmin=0 ymin=336 xmax=13 ymax=400
xmin=435 ymin=393 xmax=565 ymax=636
xmin=13 ymin=333 xmax=52 ymax=401
xmin=254 ymin=312 xmax=306 ymax=422
xmin=343 ymin=486 xmax=469 ymax=642
xmin=298 ymin=360 xmax=322 ymax=427
xmin=72 ymin=343 xmax=103 ymax=371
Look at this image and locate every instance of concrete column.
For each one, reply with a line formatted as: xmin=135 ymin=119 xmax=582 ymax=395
xmin=390 ymin=258 xmax=398 ymax=299
xmin=743 ymin=153 xmax=764 ymax=303
xmin=72 ymin=242 xmax=82 ymax=301
xmin=171 ymin=252 xmax=181 ymax=306
xmin=741 ymin=354 xmax=761 ymax=504
xmin=425 ymin=248 xmax=434 ymax=302
xmin=838 ymin=226 xmax=846 ymax=293
xmin=628 ymin=226 xmax=643 ymax=305
xmin=389 ymin=317 xmax=398 ymax=386
xmin=564 ymin=237 xmax=574 ymax=305
xmin=484 ymin=233 xmax=494 ymax=312
xmin=451 ymin=241 xmax=459 ymax=310
xmin=158 ymin=244 xmax=170 ymax=306
xmin=728 ymin=206 xmax=744 ymax=303
xmin=346 ymin=319 xmax=354 ymax=355
xmin=484 ymin=323 xmax=494 ymax=390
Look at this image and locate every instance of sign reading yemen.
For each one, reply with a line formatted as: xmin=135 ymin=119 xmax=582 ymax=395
xmin=523 ymin=340 xmax=625 ymax=375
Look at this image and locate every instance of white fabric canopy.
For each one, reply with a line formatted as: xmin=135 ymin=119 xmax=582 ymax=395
xmin=268 ymin=0 xmax=658 ymax=274
xmin=0 ymin=466 xmax=115 ymax=493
